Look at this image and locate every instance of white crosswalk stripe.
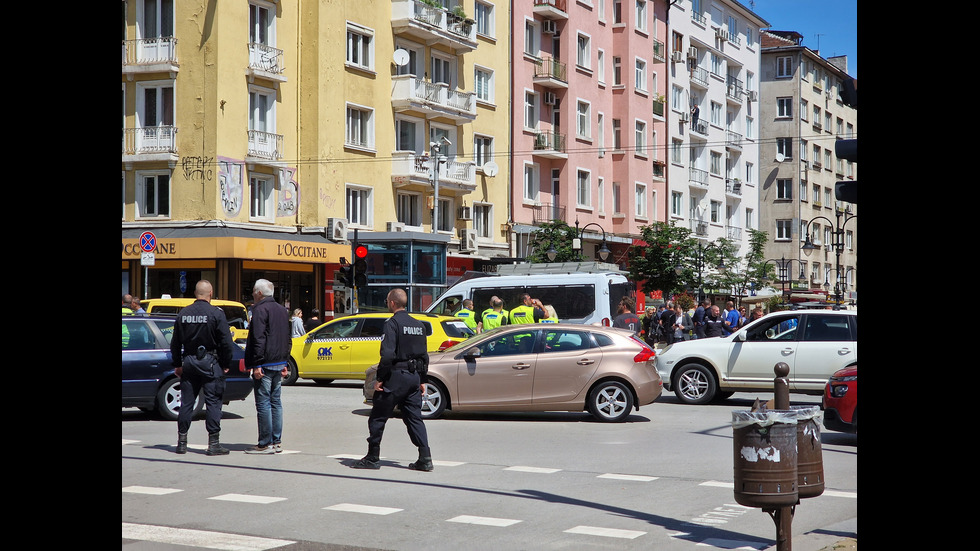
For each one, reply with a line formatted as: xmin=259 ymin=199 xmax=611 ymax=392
xmin=122 ymin=522 xmax=294 ymax=550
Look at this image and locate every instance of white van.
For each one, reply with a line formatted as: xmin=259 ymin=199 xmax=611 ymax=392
xmin=425 ymin=262 xmax=633 ymax=326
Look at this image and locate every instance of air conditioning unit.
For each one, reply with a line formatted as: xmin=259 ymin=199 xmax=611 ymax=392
xmin=542 ymin=20 xmax=557 ymax=34
xmin=687 ymin=47 xmax=697 ymax=60
xmin=679 ymin=111 xmax=690 ymax=123
xmin=386 ymin=221 xmax=406 ymax=232
xmin=670 ymin=51 xmax=684 ymax=63
xmin=716 ymin=26 xmax=728 ymax=40
xmin=326 ymin=217 xmax=349 ymax=242
xmin=747 ymin=90 xmax=758 ymax=102
xmin=544 ymin=91 xmax=557 ymax=105
xmin=459 ymin=228 xmax=477 ymax=251
xmin=458 ymin=205 xmax=472 ymax=220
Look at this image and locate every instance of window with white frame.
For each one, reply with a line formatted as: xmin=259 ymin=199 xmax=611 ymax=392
xmin=776 ymin=97 xmax=793 ymax=118
xmin=576 ymin=100 xmax=591 ymax=139
xmin=710 ymin=101 xmax=722 ymax=126
xmin=776 ymin=138 xmax=793 ymax=160
xmin=524 ymin=90 xmax=539 ymax=130
xmin=524 ymin=163 xmax=540 ymax=202
xmin=474 ymin=134 xmax=493 ymax=169
xmin=346 ymin=22 xmax=374 ymax=71
xmin=745 ymin=208 xmax=754 ymax=231
xmin=671 ymin=138 xmax=683 ymax=164
xmin=577 ymin=169 xmax=592 ymax=208
xmin=249 ymin=86 xmax=275 ymax=136
xmin=612 ymin=118 xmax=621 ymax=150
xmin=745 ymin=162 xmax=753 ymax=185
xmin=524 ymin=18 xmax=539 ymax=56
xmin=136 ymin=171 xmax=171 ymax=218
xmin=635 ymin=58 xmax=647 ymax=92
xmin=475 ymin=66 xmax=494 ymax=103
xmin=710 ymin=200 xmax=721 ymax=223
xmin=346 ymin=185 xmax=373 ymax=227
xmin=776 ymin=56 xmax=793 ymax=78
xmin=613 ymin=0 xmax=623 ymax=24
xmin=474 ymin=202 xmax=492 ymax=238
xmin=137 ymin=81 xmax=174 ymax=129
xmin=597 ymin=49 xmax=605 ymax=84
xmin=635 ymin=0 xmax=648 ymax=33
xmin=396 ymin=191 xmax=422 ymax=227
xmin=612 ymin=182 xmax=622 ymax=214
xmin=250 ymin=174 xmax=275 ymax=222
xmin=596 ymin=112 xmax=605 ymax=152
xmin=142 ymin=0 xmax=175 ymax=39
xmin=346 ymin=103 xmax=374 ymax=149
xmin=634 ymin=120 xmax=647 ymax=156
xmin=395 ymin=115 xmax=423 ymax=153
xmin=597 ymin=177 xmax=605 ymax=214
xmin=576 ymin=32 xmax=591 ymax=70
xmin=430 ymin=53 xmax=454 ymax=88
xmin=248 ymin=2 xmax=273 ymax=46
xmin=709 ymin=151 xmax=722 ymax=176
xmin=613 ymin=56 xmax=622 ymax=85
xmin=671 ymin=191 xmax=683 ymax=216
xmin=635 ymin=182 xmax=648 ymax=218
xmin=775 ymin=219 xmax=792 ymax=240
xmin=475 ymin=1 xmax=494 ymax=37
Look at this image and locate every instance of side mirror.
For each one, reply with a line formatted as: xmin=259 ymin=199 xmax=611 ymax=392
xmin=735 ymin=331 xmax=747 ymax=342
xmin=463 ymin=348 xmax=481 ymax=360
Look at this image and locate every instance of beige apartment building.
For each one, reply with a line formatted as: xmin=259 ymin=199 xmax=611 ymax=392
xmin=759 ymin=30 xmax=857 ymax=306
xmin=121 ymin=1 xmax=512 ymax=313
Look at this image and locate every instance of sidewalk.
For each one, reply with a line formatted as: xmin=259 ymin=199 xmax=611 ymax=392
xmin=760 ymin=518 xmax=857 ymax=551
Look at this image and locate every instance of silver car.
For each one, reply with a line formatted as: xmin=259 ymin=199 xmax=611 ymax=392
xmin=364 ymin=323 xmax=662 ymax=422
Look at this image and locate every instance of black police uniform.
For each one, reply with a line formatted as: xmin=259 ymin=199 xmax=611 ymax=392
xmin=170 ymin=299 xmax=236 ymax=454
xmin=355 ymin=309 xmax=431 ymax=470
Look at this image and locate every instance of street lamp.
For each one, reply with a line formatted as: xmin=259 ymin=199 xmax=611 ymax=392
xmin=428 ymin=136 xmax=452 ymax=234
xmin=674 ymin=241 xmax=725 ymax=303
xmin=802 ymin=206 xmax=857 ymax=310
xmin=566 ymin=218 xmax=610 ymax=262
xmin=759 ymin=256 xmax=807 ymax=303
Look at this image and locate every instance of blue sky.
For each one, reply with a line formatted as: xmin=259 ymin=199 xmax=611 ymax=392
xmin=748 ymin=0 xmax=858 ymax=78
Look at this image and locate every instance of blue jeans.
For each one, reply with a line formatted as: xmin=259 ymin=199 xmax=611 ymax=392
xmin=253 ymin=368 xmax=283 ymax=447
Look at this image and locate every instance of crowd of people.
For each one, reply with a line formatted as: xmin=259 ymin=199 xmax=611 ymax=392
xmin=633 ymin=299 xmax=765 ymax=346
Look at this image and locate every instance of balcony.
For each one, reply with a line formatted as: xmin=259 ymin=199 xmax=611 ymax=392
xmin=531 ymin=202 xmax=567 ymax=224
xmin=690 ymin=66 xmax=709 ymax=89
xmin=726 ymin=130 xmax=743 ymax=151
xmin=390 ymin=151 xmax=477 ymax=194
xmin=726 ymin=225 xmax=743 ymax=241
xmin=122 ymin=126 xmax=178 ymax=165
xmin=652 ymin=39 xmax=666 ymax=63
xmin=691 ymin=220 xmax=708 ymax=236
xmin=652 ymin=97 xmax=665 ymax=118
xmin=689 ymin=167 xmax=708 ymax=188
xmin=246 ymin=130 xmax=284 ymax=163
xmin=533 ymin=0 xmax=568 ymax=19
xmin=690 ymin=117 xmax=708 ymax=136
xmin=532 ymin=131 xmax=567 ymax=159
xmin=652 ymin=160 xmax=666 ymax=180
xmin=247 ymin=43 xmax=287 ymax=85
xmin=122 ymin=37 xmax=178 ymax=76
xmin=532 ymin=57 xmax=568 ymax=88
xmin=391 ymin=0 xmax=477 ymax=53
xmin=726 ymin=77 xmax=743 ymax=103
xmin=725 ymin=178 xmax=743 ymax=196
xmin=391 ymin=75 xmax=476 ymax=122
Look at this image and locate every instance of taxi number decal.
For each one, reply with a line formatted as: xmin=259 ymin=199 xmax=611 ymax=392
xmin=318 ymin=346 xmax=333 ymax=360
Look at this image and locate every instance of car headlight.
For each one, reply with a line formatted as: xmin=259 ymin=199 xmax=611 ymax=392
xmin=829 ymin=384 xmax=849 ymax=398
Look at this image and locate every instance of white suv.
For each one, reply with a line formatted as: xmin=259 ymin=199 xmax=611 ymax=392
xmin=655 ymin=310 xmax=857 ymax=404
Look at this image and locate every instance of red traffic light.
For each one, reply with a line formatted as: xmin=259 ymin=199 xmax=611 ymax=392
xmin=354 ymin=244 xmax=368 ymax=258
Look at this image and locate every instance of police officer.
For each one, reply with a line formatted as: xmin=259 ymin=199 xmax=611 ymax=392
xmin=352 ymin=288 xmax=433 ymax=471
xmin=170 ymin=280 xmax=236 ymax=455
xmin=455 ymin=299 xmax=477 ymax=331
xmin=509 ymin=294 xmax=545 ymax=325
xmin=478 ymin=297 xmax=508 ymax=333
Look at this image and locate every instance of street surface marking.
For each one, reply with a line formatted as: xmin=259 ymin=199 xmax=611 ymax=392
xmin=123 ymin=486 xmax=182 ymax=495
xmin=504 ymin=466 xmax=561 ymax=474
xmin=598 ymin=473 xmax=659 ymax=482
xmin=208 ymin=493 xmax=288 ymax=504
xmin=447 ymin=515 xmax=522 ymax=527
xmin=122 ymin=522 xmax=294 ymax=550
xmin=122 ymin=439 xmax=139 ymax=445
xmin=323 ymin=503 xmax=403 ymax=515
xmin=432 ymin=460 xmax=466 ymax=467
xmin=700 ymin=481 xmax=734 ymax=488
xmin=564 ymin=525 xmax=646 ymax=539
xmin=695 ymin=538 xmax=766 ymax=549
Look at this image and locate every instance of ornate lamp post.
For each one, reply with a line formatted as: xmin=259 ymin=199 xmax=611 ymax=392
xmin=802 ymin=207 xmax=857 ymax=310
xmin=548 ymin=218 xmax=610 ymax=262
xmin=674 ymin=241 xmax=725 ymax=303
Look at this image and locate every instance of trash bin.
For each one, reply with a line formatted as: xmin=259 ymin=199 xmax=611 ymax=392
xmin=792 ymin=405 xmax=825 ymax=499
xmin=732 ymin=409 xmax=799 ymax=508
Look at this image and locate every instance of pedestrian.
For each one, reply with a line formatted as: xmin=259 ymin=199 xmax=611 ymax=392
xmin=737 ymin=307 xmax=748 ymax=329
xmin=691 ymin=103 xmax=700 ymax=129
xmin=290 ymin=308 xmax=305 ymax=338
xmin=122 ymin=293 xmax=134 ymax=315
xmin=170 ymin=280 xmax=237 ymax=455
xmin=509 ymin=293 xmax=545 ymax=325
xmin=703 ymin=305 xmax=726 ymax=338
xmin=659 ymin=302 xmax=677 ymax=344
xmin=749 ymin=307 xmax=765 ymax=322
xmin=673 ymin=304 xmax=692 ymax=342
xmin=304 ymin=308 xmax=321 ymax=332
xmin=352 ymin=288 xmax=433 ymax=471
xmin=612 ymin=297 xmax=641 ymax=334
xmin=477 ymin=296 xmax=508 ymax=333
xmin=244 ymin=279 xmax=292 ymax=454
xmin=692 ymin=300 xmax=708 ymax=339
xmin=130 ymin=296 xmax=147 ymax=316
xmin=455 ymin=299 xmax=478 ymax=331
xmin=723 ymin=301 xmax=740 ymax=336
xmin=641 ymin=306 xmax=657 ymax=346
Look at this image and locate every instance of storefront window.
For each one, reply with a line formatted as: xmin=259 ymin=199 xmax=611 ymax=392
xmin=359 ymin=241 xmax=447 ymax=311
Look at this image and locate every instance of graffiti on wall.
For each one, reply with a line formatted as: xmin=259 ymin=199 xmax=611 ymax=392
xmin=217 ymin=157 xmax=243 ymax=217
xmin=277 ymin=167 xmax=299 ymax=217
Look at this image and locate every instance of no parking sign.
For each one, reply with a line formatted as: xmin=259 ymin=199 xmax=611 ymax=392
xmin=139 ymin=231 xmax=156 ymax=266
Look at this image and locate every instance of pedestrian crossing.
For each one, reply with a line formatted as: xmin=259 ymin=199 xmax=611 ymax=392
xmin=123 ymin=438 xmax=856 ymax=550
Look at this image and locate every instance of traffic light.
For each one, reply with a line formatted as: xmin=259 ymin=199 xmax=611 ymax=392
xmin=338 ymin=258 xmax=353 ymax=288
xmin=835 ymin=139 xmax=857 ymax=203
xmin=839 ymin=77 xmax=857 ymax=109
xmin=352 ymin=243 xmax=368 ymax=289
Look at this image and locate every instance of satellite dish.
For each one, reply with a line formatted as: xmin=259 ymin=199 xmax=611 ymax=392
xmin=393 ymin=49 xmax=410 ymax=67
xmin=697 ymin=199 xmax=708 ymax=213
xmin=482 ymin=161 xmax=498 ymax=177
xmin=775 ymin=152 xmax=785 ymax=163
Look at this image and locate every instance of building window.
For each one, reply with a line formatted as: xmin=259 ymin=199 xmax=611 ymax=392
xmin=250 ymin=174 xmax=275 ymax=222
xmin=474 ymin=203 xmax=492 ymax=238
xmin=576 ymin=33 xmax=592 ymax=70
xmin=635 ymin=120 xmax=647 ymax=156
xmin=597 ymin=49 xmax=605 ymax=84
xmin=524 ymin=163 xmax=540 ymax=202
xmin=635 ymin=0 xmax=647 ymax=32
xmin=524 ymin=18 xmax=539 ymax=56
xmin=524 ymin=91 xmax=539 ymax=130
xmin=671 ymin=191 xmax=683 ymax=217
xmin=776 ymin=138 xmax=793 ymax=160
xmin=395 ymin=116 xmax=422 ymax=153
xmin=776 ymin=55 xmax=794 ymax=78
xmin=475 ymin=1 xmax=494 ymax=37
xmin=612 ymin=119 xmax=622 ymax=150
xmin=709 ymin=151 xmax=722 ymax=176
xmin=346 ymin=104 xmax=374 ymax=149
xmin=613 ymin=56 xmax=622 ymax=86
xmin=346 ymin=22 xmax=374 ymax=71
xmin=577 ymin=100 xmax=591 ymax=139
xmin=137 ymin=81 xmax=174 ymax=129
xmin=635 ymin=58 xmax=647 ymax=92
xmin=776 ymin=97 xmax=793 ymax=118
xmin=396 ymin=191 xmax=422 ymax=227
xmin=776 ymin=178 xmax=792 ymax=200
xmin=249 ymin=86 xmax=275 ymax=137
xmin=597 ymin=177 xmax=605 ymax=214
xmin=577 ymin=169 xmax=592 ymax=208
xmin=136 ymin=171 xmax=171 ymax=218
xmin=776 ymin=219 xmax=792 ymax=240
xmin=346 ymin=185 xmax=372 ymax=227
xmin=635 ymin=182 xmax=648 ymax=218
xmin=474 ymin=135 xmax=493 ymax=169
xmin=475 ymin=66 xmax=494 ymax=103
xmin=437 ymin=197 xmax=453 ymax=232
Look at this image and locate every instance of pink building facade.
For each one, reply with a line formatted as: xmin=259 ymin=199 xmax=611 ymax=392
xmin=511 ymin=0 xmax=669 ymax=262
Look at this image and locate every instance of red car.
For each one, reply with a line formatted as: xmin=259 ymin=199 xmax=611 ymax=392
xmin=822 ymin=365 xmax=857 ymax=433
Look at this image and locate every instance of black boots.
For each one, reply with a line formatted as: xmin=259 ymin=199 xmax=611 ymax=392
xmin=351 ymin=445 xmax=381 ymax=469
xmin=176 ymin=432 xmax=188 ymax=454
xmin=206 ymin=432 xmax=229 ymax=456
xmin=408 ymin=446 xmax=433 ymax=472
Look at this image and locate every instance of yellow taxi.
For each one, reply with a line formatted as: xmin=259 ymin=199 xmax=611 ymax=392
xmin=284 ymin=312 xmax=474 ymax=386
xmin=142 ymin=296 xmax=250 ymax=345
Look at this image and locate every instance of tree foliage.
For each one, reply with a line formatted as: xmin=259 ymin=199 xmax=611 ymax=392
xmin=526 ymin=220 xmax=579 ymax=263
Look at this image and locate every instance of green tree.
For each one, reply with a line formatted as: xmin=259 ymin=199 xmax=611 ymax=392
xmin=627 ymin=222 xmax=694 ymax=299
xmin=526 ymin=220 xmax=579 ymax=263
xmin=726 ymin=229 xmax=775 ymax=307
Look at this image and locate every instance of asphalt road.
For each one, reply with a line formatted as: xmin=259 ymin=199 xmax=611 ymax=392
xmin=122 ymin=380 xmax=857 ymax=550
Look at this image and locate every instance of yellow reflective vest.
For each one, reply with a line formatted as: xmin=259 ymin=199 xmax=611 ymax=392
xmin=456 ymin=308 xmax=477 ymax=330
xmin=481 ymin=309 xmax=508 ymax=330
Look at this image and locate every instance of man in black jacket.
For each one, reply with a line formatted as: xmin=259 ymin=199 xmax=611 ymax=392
xmin=244 ymin=279 xmax=292 ymax=454
xmin=703 ymin=304 xmax=727 ymax=338
xmin=170 ymin=280 xmax=237 ymax=455
xmin=352 ymin=288 xmax=433 ymax=471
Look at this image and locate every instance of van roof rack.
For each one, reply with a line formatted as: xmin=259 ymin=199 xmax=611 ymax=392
xmin=493 ymin=261 xmax=625 ymax=275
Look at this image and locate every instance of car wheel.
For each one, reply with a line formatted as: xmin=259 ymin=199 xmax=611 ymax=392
xmin=587 ymin=380 xmax=634 ymax=422
xmin=421 ymin=380 xmax=447 ymax=419
xmin=156 ymin=378 xmax=204 ymax=421
xmin=282 ymin=359 xmax=299 ymax=386
xmin=673 ymin=364 xmax=717 ymax=405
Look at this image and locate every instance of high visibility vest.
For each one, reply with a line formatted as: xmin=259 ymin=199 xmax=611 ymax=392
xmin=456 ymin=308 xmax=477 ymax=330
xmin=509 ymin=304 xmax=536 ymax=324
xmin=540 ymin=314 xmax=559 ymax=323
xmin=481 ymin=309 xmax=507 ymax=330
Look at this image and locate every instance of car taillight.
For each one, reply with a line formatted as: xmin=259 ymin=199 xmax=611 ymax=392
xmin=631 ymin=336 xmax=655 ymax=362
xmin=601 ymin=318 xmax=610 ymax=326
xmin=438 ymin=340 xmax=457 ymax=351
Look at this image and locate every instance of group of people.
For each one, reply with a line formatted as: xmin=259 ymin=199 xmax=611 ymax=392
xmin=453 ymin=294 xmax=559 ymax=333
xmin=162 ymin=280 xmax=435 ymax=472
xmin=612 ymin=298 xmax=765 ymax=346
xmin=290 ymin=308 xmax=322 ymax=338
xmin=121 ymin=294 xmax=146 ymax=315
